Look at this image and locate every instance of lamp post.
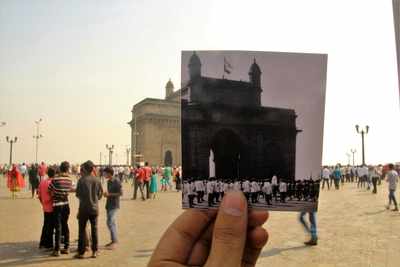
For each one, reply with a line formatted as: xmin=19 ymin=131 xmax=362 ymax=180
xmin=126 ymin=147 xmax=131 ymax=166
xmin=6 ymin=136 xmax=17 ymax=166
xmin=33 ymin=119 xmax=43 ymax=164
xmin=350 ymin=149 xmax=357 ymax=166
xmin=106 ymin=144 xmax=114 ymax=166
xmin=355 ymin=125 xmax=369 ymax=166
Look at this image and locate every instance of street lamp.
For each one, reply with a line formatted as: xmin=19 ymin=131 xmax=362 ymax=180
xmin=350 ymin=149 xmax=357 ymax=166
xmin=6 ymin=136 xmax=17 ymax=166
xmin=106 ymin=144 xmax=114 ymax=166
xmin=33 ymin=118 xmax=43 ymax=164
xmin=355 ymin=125 xmax=369 ymax=166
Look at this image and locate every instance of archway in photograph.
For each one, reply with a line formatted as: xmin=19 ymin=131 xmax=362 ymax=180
xmin=164 ymin=150 xmax=173 ymax=167
xmin=211 ymin=129 xmax=242 ymax=179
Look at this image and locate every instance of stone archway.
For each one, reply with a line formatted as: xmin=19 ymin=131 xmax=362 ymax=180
xmin=164 ymin=150 xmax=173 ymax=167
xmin=210 ymin=129 xmax=242 ymax=179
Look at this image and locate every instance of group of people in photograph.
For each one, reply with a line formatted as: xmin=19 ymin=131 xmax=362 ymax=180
xmin=182 ymin=176 xmax=320 ymax=208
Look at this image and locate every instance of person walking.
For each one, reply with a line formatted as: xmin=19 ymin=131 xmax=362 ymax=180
xmin=299 ymin=211 xmax=318 ymax=246
xmin=28 ymin=164 xmax=40 ymax=198
xmin=103 ymin=167 xmax=122 ymax=250
xmin=75 ymin=160 xmax=103 ymax=259
xmin=48 ymin=161 xmax=73 ymax=257
xmin=369 ymin=166 xmax=380 ymax=194
xmin=132 ymin=165 xmax=145 ymax=201
xmin=385 ymin=163 xmax=399 ymax=211
xmin=143 ymin=162 xmax=152 ymax=199
xmin=321 ymin=166 xmax=330 ymax=190
xmin=333 ymin=166 xmax=341 ymax=190
xmin=7 ymin=165 xmax=25 ymax=199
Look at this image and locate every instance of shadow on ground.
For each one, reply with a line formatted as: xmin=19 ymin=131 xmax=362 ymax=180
xmin=0 ymin=241 xmax=80 ymax=267
xmin=259 ymin=245 xmax=308 ymax=258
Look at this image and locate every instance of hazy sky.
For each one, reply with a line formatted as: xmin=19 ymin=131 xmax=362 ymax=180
xmin=0 ymin=0 xmax=399 ymax=165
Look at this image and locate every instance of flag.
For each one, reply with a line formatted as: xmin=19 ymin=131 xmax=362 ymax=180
xmin=224 ymin=57 xmax=232 ymax=74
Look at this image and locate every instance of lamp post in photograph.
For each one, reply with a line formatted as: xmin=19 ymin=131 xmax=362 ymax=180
xmin=355 ymin=125 xmax=369 ymax=166
xmin=6 ymin=136 xmax=18 ymax=166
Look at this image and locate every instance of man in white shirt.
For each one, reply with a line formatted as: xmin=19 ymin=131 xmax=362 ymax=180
xmin=322 ymin=167 xmax=330 ymax=190
xmin=195 ymin=179 xmax=205 ymax=204
xmin=279 ymin=181 xmax=287 ymax=203
xmin=386 ymin=164 xmax=399 ymax=211
xmin=188 ymin=181 xmax=196 ymax=208
xmin=262 ymin=181 xmax=272 ymax=205
xmin=250 ymin=180 xmax=259 ymax=203
xmin=207 ymin=180 xmax=215 ymax=207
xmin=242 ymin=179 xmax=250 ymax=201
xmin=271 ymin=175 xmax=279 ymax=201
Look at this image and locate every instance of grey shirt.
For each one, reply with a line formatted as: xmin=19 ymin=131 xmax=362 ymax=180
xmin=76 ymin=175 xmax=103 ymax=216
xmin=386 ymin=170 xmax=399 ymax=191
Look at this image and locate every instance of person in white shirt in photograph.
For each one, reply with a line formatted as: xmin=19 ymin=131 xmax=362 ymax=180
xmin=271 ymin=175 xmax=279 ymax=201
xmin=242 ymin=179 xmax=250 ymax=201
xmin=194 ymin=179 xmax=205 ymax=204
xmin=321 ymin=166 xmax=330 ymax=190
xmin=250 ymin=179 xmax=259 ymax=203
xmin=279 ymin=181 xmax=287 ymax=203
xmin=262 ymin=181 xmax=272 ymax=205
xmin=207 ymin=179 xmax=215 ymax=207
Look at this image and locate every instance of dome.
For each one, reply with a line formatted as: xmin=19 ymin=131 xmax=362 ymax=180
xmin=166 ymin=79 xmax=174 ymax=89
xmin=249 ymin=58 xmax=261 ymax=74
xmin=188 ymin=51 xmax=201 ymax=67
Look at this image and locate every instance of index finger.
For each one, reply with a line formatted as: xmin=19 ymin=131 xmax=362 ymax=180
xmin=149 ymin=209 xmax=217 ymax=265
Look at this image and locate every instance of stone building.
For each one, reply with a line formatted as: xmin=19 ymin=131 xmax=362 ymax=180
xmin=181 ymin=52 xmax=300 ymax=181
xmin=128 ymin=80 xmax=181 ymax=167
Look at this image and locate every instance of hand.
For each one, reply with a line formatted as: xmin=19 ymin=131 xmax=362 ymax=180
xmin=148 ymin=191 xmax=269 ymax=267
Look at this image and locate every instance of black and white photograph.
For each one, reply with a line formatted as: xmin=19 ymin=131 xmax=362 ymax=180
xmin=181 ymin=50 xmax=327 ymax=212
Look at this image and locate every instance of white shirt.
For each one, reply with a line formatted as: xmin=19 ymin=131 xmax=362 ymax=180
xmin=279 ymin=182 xmax=287 ymax=192
xmin=195 ymin=180 xmax=204 ymax=191
xmin=322 ymin=168 xmax=330 ymax=179
xmin=206 ymin=181 xmax=214 ymax=194
xmin=271 ymin=176 xmax=278 ymax=185
xmin=251 ymin=181 xmax=259 ymax=192
xmin=242 ymin=180 xmax=250 ymax=192
xmin=262 ymin=182 xmax=272 ymax=194
xmin=233 ymin=181 xmax=241 ymax=191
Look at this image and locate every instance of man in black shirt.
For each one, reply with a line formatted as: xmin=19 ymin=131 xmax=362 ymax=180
xmin=74 ymin=160 xmax=103 ymax=259
xmin=103 ymin=167 xmax=122 ymax=250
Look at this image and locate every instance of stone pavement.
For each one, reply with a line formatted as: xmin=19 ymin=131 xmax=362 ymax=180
xmin=0 ymin=177 xmax=399 ymax=267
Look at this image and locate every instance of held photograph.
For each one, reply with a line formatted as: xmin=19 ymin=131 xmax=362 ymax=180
xmin=181 ymin=50 xmax=328 ymax=212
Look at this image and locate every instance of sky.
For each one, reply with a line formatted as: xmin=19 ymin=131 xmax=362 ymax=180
xmin=0 ymin=0 xmax=399 ymax=165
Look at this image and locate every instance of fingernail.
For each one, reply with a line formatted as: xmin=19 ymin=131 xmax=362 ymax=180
xmin=222 ymin=191 xmax=244 ymax=217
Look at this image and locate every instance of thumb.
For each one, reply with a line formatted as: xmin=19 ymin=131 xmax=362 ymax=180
xmin=205 ymin=191 xmax=248 ymax=267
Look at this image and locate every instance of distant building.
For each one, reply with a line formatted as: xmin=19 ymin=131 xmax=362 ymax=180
xmin=128 ymin=80 xmax=181 ymax=167
xmin=181 ymin=52 xmax=300 ymax=180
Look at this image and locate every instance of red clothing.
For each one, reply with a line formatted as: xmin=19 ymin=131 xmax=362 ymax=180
xmin=38 ymin=178 xmax=53 ymax=212
xmin=144 ymin=166 xmax=152 ymax=182
xmin=7 ymin=165 xmax=25 ymax=192
xmin=38 ymin=164 xmax=47 ymax=177
xmin=136 ymin=168 xmax=146 ymax=183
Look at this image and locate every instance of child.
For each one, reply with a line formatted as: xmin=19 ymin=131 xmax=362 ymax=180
xmin=150 ymin=169 xmax=158 ymax=199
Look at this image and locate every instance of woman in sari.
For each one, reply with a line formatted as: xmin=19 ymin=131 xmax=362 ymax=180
xmin=7 ymin=164 xmax=25 ymax=199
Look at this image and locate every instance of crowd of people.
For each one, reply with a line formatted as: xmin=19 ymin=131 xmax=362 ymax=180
xmin=183 ymin=177 xmax=320 ymax=208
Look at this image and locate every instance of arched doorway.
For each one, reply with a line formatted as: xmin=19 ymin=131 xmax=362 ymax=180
xmin=164 ymin=150 xmax=173 ymax=167
xmin=211 ymin=129 xmax=242 ymax=179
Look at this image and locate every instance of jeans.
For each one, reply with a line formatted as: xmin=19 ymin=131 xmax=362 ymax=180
xmin=144 ymin=181 xmax=150 ymax=199
xmin=39 ymin=212 xmax=54 ymax=248
xmin=53 ymin=205 xmax=70 ymax=251
xmin=389 ymin=189 xmax=398 ymax=207
xmin=133 ymin=180 xmax=145 ymax=200
xmin=299 ymin=211 xmax=317 ymax=240
xmin=106 ymin=209 xmax=118 ymax=243
xmin=78 ymin=213 xmax=98 ymax=254
xmin=321 ymin=179 xmax=330 ymax=189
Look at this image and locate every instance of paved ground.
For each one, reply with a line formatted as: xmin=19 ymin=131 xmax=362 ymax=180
xmin=0 ymin=176 xmax=399 ymax=267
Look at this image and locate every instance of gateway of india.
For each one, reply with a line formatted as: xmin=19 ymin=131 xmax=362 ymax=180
xmin=128 ymin=79 xmax=181 ymax=167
